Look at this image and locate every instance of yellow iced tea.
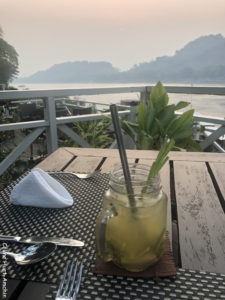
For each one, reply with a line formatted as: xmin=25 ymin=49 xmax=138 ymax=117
xmin=95 ymin=166 xmax=167 ymax=272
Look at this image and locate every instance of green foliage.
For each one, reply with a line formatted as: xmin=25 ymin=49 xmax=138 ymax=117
xmin=122 ymin=81 xmax=201 ymax=151
xmin=0 ymin=26 xmax=19 ymax=85
xmin=148 ymin=139 xmax=175 ymax=180
xmin=71 ymin=118 xmax=113 ymax=148
xmin=142 ymin=139 xmax=175 ymax=191
xmin=0 ymin=155 xmax=43 ymax=191
xmin=0 ymin=101 xmax=47 ymax=190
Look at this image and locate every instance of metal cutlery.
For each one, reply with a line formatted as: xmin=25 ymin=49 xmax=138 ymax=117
xmin=0 ymin=235 xmax=84 ymax=247
xmin=48 ymin=169 xmax=101 ymax=179
xmin=55 ymin=260 xmax=83 ymax=300
xmin=0 ymin=242 xmax=56 ymax=265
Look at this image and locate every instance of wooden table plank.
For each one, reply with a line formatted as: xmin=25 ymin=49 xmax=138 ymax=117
xmin=100 ymin=157 xmax=121 ymax=173
xmin=174 ymin=161 xmax=225 ymax=273
xmin=139 ymin=159 xmax=172 ymax=247
xmin=168 ymin=152 xmax=225 ymax=162
xmin=159 ymin=162 xmax=172 ymax=246
xmin=64 ymin=156 xmax=103 ymax=173
xmin=64 ymin=147 xmax=225 ymax=162
xmin=64 ymin=147 xmax=119 ymax=158
xmin=209 ymin=162 xmax=225 ymax=204
xmin=101 ymin=157 xmax=136 ymax=173
xmin=36 ymin=148 xmax=74 ymax=171
xmin=137 ymin=159 xmax=154 ymax=166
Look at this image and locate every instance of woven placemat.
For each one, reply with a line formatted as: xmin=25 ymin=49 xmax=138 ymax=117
xmin=46 ymin=268 xmax=225 ymax=300
xmin=0 ymin=172 xmax=109 ymax=284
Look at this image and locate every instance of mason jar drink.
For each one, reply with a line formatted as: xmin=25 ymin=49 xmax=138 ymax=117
xmin=95 ymin=164 xmax=168 ymax=272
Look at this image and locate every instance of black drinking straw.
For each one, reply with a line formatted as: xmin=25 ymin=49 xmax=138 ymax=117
xmin=110 ymin=104 xmax=136 ymax=208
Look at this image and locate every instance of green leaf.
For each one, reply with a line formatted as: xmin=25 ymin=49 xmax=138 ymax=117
xmin=168 ymin=109 xmax=194 ymax=136
xmin=137 ymin=101 xmax=148 ymax=130
xmin=157 ymin=104 xmax=176 ymax=129
xmin=173 ymin=127 xmax=194 ymax=140
xmin=149 ymin=81 xmax=169 ymax=114
xmin=174 ymin=101 xmax=190 ymax=111
xmin=123 ymin=121 xmax=140 ymax=134
xmin=148 ymin=139 xmax=175 ymax=180
xmin=155 ymin=118 xmax=166 ymax=137
xmin=120 ymin=120 xmax=136 ymax=143
xmin=146 ymin=105 xmax=156 ymax=132
xmin=172 ymin=145 xmax=186 ymax=151
xmin=149 ymin=119 xmax=161 ymax=137
xmin=138 ymin=131 xmax=154 ymax=150
xmin=184 ymin=138 xmax=202 ymax=151
xmin=165 ymin=117 xmax=177 ymax=133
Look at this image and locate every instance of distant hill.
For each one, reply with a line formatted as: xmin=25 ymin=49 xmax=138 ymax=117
xmin=18 ymin=61 xmax=119 ymax=83
xmin=118 ymin=34 xmax=225 ymax=83
xmin=17 ymin=34 xmax=225 ymax=83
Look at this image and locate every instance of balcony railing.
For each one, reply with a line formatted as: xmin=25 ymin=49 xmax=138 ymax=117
xmin=0 ymin=85 xmax=225 ymax=176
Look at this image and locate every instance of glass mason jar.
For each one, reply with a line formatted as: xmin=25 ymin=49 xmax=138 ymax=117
xmin=95 ymin=164 xmax=168 ymax=272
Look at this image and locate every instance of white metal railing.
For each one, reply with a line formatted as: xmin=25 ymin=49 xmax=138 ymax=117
xmin=0 ymin=85 xmax=225 ymax=176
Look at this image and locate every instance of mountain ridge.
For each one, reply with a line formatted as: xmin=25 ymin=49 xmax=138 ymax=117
xmin=17 ymin=34 xmax=225 ymax=83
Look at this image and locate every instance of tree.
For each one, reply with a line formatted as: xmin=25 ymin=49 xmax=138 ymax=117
xmin=0 ymin=26 xmax=19 ymax=88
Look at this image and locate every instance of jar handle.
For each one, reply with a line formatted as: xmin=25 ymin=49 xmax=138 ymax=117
xmin=97 ymin=206 xmax=116 ymax=260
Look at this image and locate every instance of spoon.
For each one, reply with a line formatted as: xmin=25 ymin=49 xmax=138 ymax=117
xmin=0 ymin=242 xmax=56 ymax=265
xmin=48 ymin=169 xmax=101 ymax=179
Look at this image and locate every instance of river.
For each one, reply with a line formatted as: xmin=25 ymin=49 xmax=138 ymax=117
xmin=13 ymin=82 xmax=225 ymax=118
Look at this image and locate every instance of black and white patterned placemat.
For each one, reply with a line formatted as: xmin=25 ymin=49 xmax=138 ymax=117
xmin=46 ymin=267 xmax=225 ymax=300
xmin=0 ymin=172 xmax=109 ymax=284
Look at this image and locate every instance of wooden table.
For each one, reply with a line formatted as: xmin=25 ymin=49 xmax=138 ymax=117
xmin=3 ymin=147 xmax=225 ymax=299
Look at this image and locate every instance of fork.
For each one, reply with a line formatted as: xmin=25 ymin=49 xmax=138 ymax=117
xmin=55 ymin=260 xmax=83 ymax=300
xmin=49 ymin=169 xmax=101 ymax=179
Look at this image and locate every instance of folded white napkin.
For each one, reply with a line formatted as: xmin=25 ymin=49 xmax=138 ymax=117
xmin=10 ymin=168 xmax=73 ymax=208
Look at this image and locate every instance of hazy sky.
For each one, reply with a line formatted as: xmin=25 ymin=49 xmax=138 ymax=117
xmin=1 ymin=0 xmax=225 ymax=77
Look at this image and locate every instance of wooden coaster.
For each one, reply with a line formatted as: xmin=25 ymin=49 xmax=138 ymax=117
xmin=93 ymin=232 xmax=177 ymax=280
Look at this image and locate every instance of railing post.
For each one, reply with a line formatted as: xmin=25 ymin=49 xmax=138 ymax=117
xmin=123 ymin=105 xmax=137 ymax=149
xmin=200 ymin=125 xmax=225 ymax=151
xmin=140 ymin=87 xmax=150 ymax=104
xmin=128 ymin=105 xmax=137 ymax=123
xmin=44 ymin=96 xmax=58 ymax=154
